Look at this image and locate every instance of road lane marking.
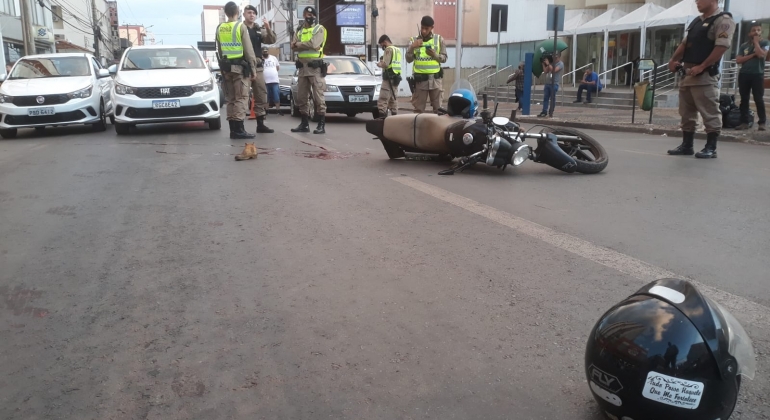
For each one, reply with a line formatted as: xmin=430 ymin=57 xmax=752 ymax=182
xmin=393 ymin=176 xmax=769 ymax=329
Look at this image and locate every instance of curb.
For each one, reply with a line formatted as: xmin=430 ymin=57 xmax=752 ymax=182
xmin=395 ymin=106 xmax=769 ymax=146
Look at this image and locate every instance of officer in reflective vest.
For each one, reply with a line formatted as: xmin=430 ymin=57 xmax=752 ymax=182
xmin=215 ymin=1 xmax=259 ymax=139
xmin=377 ymin=35 xmax=401 ymax=117
xmin=405 ymin=16 xmax=447 ymax=113
xmin=666 ymin=0 xmax=735 ymax=159
xmin=243 ymin=5 xmax=276 ymax=134
xmin=291 ymin=6 xmax=328 ymax=134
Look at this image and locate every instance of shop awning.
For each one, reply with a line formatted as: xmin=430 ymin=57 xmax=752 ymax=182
xmin=575 ymin=9 xmax=628 ymax=35
xmin=609 ymin=3 xmax=667 ymax=32
xmin=563 ymin=12 xmax=593 ymax=35
xmin=646 ymin=0 xmax=699 ymax=28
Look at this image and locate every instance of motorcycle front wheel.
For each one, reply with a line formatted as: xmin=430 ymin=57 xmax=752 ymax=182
xmin=538 ymin=127 xmax=608 ymax=174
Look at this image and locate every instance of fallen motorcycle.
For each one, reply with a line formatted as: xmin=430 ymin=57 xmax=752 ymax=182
xmin=365 ymin=80 xmax=608 ymax=176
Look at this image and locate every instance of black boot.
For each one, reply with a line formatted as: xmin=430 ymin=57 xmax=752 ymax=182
xmin=313 ymin=115 xmax=326 ymax=135
xmin=257 ymin=116 xmax=274 ymax=133
xmin=231 ymin=120 xmax=255 ymax=139
xmin=291 ymin=116 xmax=310 ymax=133
xmin=667 ymin=131 xmax=695 ymax=155
xmin=695 ymin=132 xmax=718 ymax=159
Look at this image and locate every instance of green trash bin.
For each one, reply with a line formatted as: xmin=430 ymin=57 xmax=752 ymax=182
xmin=642 ymin=88 xmax=654 ymax=111
xmin=532 ymin=39 xmax=569 ymax=77
xmin=634 ymin=81 xmax=653 ymax=111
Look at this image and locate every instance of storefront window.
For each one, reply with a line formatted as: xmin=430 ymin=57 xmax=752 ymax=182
xmin=0 ymin=0 xmax=16 ymax=15
xmin=4 ymin=42 xmax=24 ymax=64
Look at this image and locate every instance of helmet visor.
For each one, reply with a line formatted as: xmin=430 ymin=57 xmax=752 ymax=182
xmin=709 ymin=298 xmax=757 ymax=380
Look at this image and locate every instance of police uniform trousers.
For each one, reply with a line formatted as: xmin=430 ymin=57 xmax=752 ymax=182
xmin=250 ymin=70 xmax=268 ymax=118
xmin=411 ymin=77 xmax=443 ymax=113
xmin=223 ymin=71 xmax=250 ymax=121
xmin=377 ymin=78 xmax=399 ymax=115
xmin=296 ymin=67 xmax=327 ymax=116
xmin=679 ymin=75 xmax=722 ymax=134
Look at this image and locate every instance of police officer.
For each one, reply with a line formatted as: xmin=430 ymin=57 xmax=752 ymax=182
xmin=667 ymin=0 xmax=735 ymax=159
xmin=215 ymin=1 xmax=259 ymax=139
xmin=243 ymin=5 xmax=277 ymax=134
xmin=291 ymin=6 xmax=328 ymax=134
xmin=406 ymin=16 xmax=447 ymax=113
xmin=377 ymin=35 xmax=401 ymax=117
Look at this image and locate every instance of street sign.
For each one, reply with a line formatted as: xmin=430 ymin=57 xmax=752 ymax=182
xmin=341 ymin=27 xmax=365 ymax=44
xmin=197 ymin=41 xmax=216 ymax=52
xmin=546 ymin=4 xmax=565 ymax=32
xmin=345 ymin=45 xmax=366 ymax=56
xmin=490 ymin=5 xmax=508 ymax=33
xmin=336 ymin=4 xmax=366 ymax=26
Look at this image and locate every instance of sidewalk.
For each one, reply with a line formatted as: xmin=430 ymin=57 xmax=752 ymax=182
xmin=396 ymin=97 xmax=770 ymax=145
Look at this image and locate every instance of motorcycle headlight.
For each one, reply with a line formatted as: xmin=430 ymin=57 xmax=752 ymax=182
xmin=192 ymin=79 xmax=214 ymax=92
xmin=486 ymin=136 xmax=514 ymax=167
xmin=0 ymin=94 xmax=13 ymax=104
xmin=115 ymin=83 xmax=135 ymax=95
xmin=68 ymin=85 xmax=93 ymax=99
xmin=325 ymin=85 xmax=339 ymax=92
xmin=512 ymin=144 xmax=532 ymax=166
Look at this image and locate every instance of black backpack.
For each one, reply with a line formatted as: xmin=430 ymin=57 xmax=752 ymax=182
xmin=720 ymin=94 xmax=754 ymax=128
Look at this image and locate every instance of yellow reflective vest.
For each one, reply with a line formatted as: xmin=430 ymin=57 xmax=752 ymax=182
xmin=411 ymin=35 xmax=441 ymax=74
xmin=297 ymin=24 xmax=327 ymax=59
xmin=217 ymin=21 xmax=244 ymax=60
xmin=387 ymin=45 xmax=402 ymax=75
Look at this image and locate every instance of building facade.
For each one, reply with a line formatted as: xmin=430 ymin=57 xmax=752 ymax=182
xmin=51 ymin=0 xmax=117 ymax=65
xmin=1 ymin=0 xmax=55 ymax=68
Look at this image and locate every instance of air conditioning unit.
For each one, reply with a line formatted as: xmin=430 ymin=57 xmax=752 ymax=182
xmin=55 ymin=34 xmax=66 ymax=41
xmin=52 ymin=5 xmax=62 ymax=22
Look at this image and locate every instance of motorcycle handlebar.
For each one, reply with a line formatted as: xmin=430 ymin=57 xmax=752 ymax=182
xmin=501 ymin=132 xmax=582 ymax=142
xmin=482 ymin=94 xmax=488 ymax=109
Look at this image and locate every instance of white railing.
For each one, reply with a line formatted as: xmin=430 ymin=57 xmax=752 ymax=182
xmin=467 ymin=66 xmax=496 ymax=94
xmin=596 ymin=61 xmax=633 ymax=96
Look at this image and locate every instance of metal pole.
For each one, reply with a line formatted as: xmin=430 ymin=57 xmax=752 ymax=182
xmin=370 ymin=0 xmax=377 ymax=62
xmin=551 ymin=6 xmax=558 ymax=114
xmin=21 ymin=0 xmax=35 ymax=56
xmin=649 ymin=61 xmax=657 ymax=124
xmin=455 ymin=0 xmax=463 ymax=76
xmin=495 ymin=10 xmax=501 ymax=104
xmin=91 ymin=0 xmax=101 ymax=60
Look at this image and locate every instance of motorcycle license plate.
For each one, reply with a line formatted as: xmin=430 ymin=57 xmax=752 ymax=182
xmin=28 ymin=107 xmax=55 ymax=116
xmin=348 ymin=95 xmax=369 ymax=103
xmin=152 ymin=100 xmax=181 ymax=109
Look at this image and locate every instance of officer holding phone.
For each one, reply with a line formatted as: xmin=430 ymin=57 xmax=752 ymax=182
xmin=405 ymin=16 xmax=447 ymax=113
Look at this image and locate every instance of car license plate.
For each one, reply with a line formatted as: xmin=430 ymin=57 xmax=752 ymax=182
xmin=348 ymin=95 xmax=369 ymax=103
xmin=152 ymin=100 xmax=181 ymax=109
xmin=27 ymin=107 xmax=55 ymax=117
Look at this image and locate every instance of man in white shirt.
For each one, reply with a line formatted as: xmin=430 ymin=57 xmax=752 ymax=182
xmin=261 ymin=47 xmax=282 ymax=116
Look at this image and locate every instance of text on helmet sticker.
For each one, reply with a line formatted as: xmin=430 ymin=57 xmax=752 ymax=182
xmin=589 ymin=364 xmax=623 ymax=393
xmin=642 ymin=372 xmax=703 ymax=409
xmin=591 ymin=381 xmax=622 ymax=407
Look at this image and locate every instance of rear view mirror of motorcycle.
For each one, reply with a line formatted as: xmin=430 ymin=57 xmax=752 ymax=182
xmin=492 ymin=116 xmax=510 ymax=126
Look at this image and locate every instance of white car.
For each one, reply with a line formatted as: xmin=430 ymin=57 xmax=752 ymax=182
xmin=110 ymin=45 xmax=221 ymax=135
xmin=0 ymin=53 xmax=114 ymax=139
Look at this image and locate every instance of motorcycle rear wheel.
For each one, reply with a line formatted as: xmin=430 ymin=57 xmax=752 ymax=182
xmin=538 ymin=127 xmax=608 ymax=174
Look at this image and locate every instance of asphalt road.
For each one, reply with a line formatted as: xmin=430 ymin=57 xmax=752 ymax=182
xmin=1 ymin=112 xmax=769 ymax=420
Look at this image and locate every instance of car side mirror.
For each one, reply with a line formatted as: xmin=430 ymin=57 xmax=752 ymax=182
xmin=0 ymin=74 xmax=6 ymax=82
xmin=97 ymin=69 xmax=110 ymax=78
xmin=108 ymin=64 xmax=117 ymax=75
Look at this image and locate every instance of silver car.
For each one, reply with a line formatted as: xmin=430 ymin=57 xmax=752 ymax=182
xmin=290 ymin=56 xmax=381 ymax=120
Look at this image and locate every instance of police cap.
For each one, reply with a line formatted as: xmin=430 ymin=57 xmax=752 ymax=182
xmin=303 ymin=6 xmax=317 ymax=16
xmin=421 ymin=16 xmax=434 ymax=27
xmin=244 ymin=5 xmax=257 ymax=13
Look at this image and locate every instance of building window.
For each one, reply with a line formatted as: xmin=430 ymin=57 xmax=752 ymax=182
xmin=0 ymin=0 xmax=16 ymax=16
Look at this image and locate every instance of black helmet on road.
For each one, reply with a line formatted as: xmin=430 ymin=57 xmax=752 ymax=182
xmin=585 ymin=278 xmax=756 ymax=420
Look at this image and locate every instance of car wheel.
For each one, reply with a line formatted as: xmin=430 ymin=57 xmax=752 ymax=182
xmin=114 ymin=122 xmax=130 ymax=135
xmin=1 ymin=128 xmax=18 ymax=139
xmin=109 ymin=115 xmax=115 ymax=125
xmin=346 ymin=112 xmax=357 ymax=118
xmin=92 ymin=101 xmax=107 ymax=132
xmin=208 ymin=117 xmax=222 ymax=130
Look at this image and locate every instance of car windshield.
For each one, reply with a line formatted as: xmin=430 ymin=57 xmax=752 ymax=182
xmin=122 ymin=48 xmax=204 ymax=70
xmin=278 ymin=64 xmax=296 ymax=76
xmin=8 ymin=57 xmax=91 ymax=79
xmin=325 ymin=58 xmax=371 ymax=75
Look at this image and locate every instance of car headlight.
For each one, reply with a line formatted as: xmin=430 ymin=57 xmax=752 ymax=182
xmin=115 ymin=83 xmax=135 ymax=95
xmin=68 ymin=85 xmax=93 ymax=99
xmin=375 ymin=84 xmax=381 ymax=94
xmin=325 ymin=85 xmax=339 ymax=92
xmin=0 ymin=94 xmax=13 ymax=104
xmin=192 ymin=79 xmax=214 ymax=92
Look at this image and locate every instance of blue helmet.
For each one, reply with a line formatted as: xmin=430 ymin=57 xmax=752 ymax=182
xmin=447 ymin=88 xmax=477 ymax=119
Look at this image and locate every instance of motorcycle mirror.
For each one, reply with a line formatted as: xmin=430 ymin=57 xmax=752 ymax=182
xmin=492 ymin=117 xmax=510 ymax=126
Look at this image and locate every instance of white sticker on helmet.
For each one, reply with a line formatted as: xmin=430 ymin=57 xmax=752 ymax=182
xmin=591 ymin=381 xmax=622 ymax=407
xmin=648 ymin=285 xmax=686 ymax=304
xmin=642 ymin=372 xmax=703 ymax=409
